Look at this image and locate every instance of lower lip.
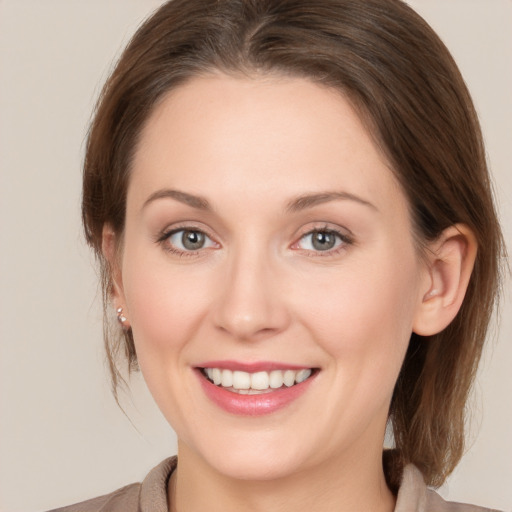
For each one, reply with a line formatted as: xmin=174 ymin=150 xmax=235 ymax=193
xmin=196 ymin=370 xmax=316 ymax=416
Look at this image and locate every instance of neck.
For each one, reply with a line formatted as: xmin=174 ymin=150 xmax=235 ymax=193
xmin=169 ymin=442 xmax=395 ymax=512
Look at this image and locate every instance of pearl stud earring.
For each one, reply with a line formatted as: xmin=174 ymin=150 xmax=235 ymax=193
xmin=116 ymin=307 xmax=127 ymax=324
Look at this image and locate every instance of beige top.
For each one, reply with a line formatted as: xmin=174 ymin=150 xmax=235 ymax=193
xmin=49 ymin=457 xmax=502 ymax=512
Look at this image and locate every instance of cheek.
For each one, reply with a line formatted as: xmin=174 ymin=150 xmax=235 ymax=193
xmin=121 ymin=249 xmax=212 ymax=362
xmin=296 ymin=249 xmax=421 ymax=388
xmin=119 ymin=249 xmax=216 ymax=428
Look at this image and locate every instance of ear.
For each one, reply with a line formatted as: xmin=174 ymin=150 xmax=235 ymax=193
xmin=413 ymin=224 xmax=477 ymax=336
xmin=102 ymin=224 xmax=130 ymax=328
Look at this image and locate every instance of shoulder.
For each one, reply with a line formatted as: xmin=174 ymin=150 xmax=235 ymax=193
xmin=396 ymin=464 xmax=503 ymax=512
xmin=47 ymin=457 xmax=177 ymax=512
xmin=47 ymin=483 xmax=141 ymax=512
xmin=426 ymin=489 xmax=502 ymax=512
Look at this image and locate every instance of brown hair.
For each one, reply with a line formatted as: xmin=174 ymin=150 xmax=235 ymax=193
xmin=82 ymin=0 xmax=504 ymax=489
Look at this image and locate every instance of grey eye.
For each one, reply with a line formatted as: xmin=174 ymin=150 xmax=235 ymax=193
xmin=312 ymin=231 xmax=336 ymax=250
xmin=167 ymin=229 xmax=215 ymax=251
xmin=299 ymin=230 xmax=343 ymax=252
xmin=181 ymin=230 xmax=205 ymax=250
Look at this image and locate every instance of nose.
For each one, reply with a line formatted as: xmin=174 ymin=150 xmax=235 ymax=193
xmin=212 ymin=246 xmax=290 ymax=341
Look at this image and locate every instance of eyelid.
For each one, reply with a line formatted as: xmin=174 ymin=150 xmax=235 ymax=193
xmin=169 ymin=229 xmax=216 ymax=248
xmin=156 ymin=222 xmax=220 ymax=255
xmin=291 ymin=223 xmax=354 ymax=255
xmin=154 ymin=221 xmax=353 ymax=257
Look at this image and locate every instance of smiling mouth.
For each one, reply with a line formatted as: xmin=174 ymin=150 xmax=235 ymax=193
xmin=200 ymin=367 xmax=315 ymax=394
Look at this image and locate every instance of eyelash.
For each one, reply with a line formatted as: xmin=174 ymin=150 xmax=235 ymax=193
xmin=156 ymin=224 xmax=354 ymax=258
xmin=156 ymin=224 xmax=217 ymax=257
xmin=293 ymin=225 xmax=353 ymax=257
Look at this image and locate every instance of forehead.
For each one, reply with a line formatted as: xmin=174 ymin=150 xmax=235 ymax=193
xmin=130 ymin=73 xmax=405 ymax=214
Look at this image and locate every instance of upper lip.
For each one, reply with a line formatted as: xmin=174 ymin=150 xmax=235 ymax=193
xmin=195 ymin=360 xmax=314 ymax=372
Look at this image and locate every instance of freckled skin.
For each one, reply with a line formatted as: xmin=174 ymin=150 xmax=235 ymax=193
xmin=116 ymin=74 xmax=431 ymax=511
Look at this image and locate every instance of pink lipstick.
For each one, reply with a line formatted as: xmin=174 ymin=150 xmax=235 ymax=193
xmin=195 ymin=361 xmax=317 ymax=416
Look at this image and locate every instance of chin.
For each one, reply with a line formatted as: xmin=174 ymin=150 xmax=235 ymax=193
xmin=210 ymin=451 xmax=303 ymax=482
xmin=183 ymin=430 xmax=312 ymax=482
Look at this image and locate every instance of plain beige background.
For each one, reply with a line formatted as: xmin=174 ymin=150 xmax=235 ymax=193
xmin=0 ymin=1 xmax=511 ymax=511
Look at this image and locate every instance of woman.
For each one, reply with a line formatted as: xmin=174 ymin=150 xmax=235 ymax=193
xmin=53 ymin=0 xmax=504 ymax=510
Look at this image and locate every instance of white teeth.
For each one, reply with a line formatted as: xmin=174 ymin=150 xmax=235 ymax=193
xmin=251 ymin=371 xmax=269 ymax=390
xmin=269 ymin=370 xmax=284 ymax=389
xmin=203 ymin=367 xmax=313 ymax=392
xmin=283 ymin=370 xmax=296 ymax=387
xmin=232 ymin=370 xmax=251 ymax=390
xmin=212 ymin=368 xmax=222 ymax=385
xmin=221 ymin=369 xmax=233 ymax=387
xmin=295 ymin=369 xmax=312 ymax=383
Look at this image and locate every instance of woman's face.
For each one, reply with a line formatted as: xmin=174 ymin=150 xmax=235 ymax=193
xmin=116 ymin=74 xmax=430 ymax=480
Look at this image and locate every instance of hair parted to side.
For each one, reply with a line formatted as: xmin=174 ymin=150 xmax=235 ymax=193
xmin=82 ymin=0 xmax=504 ymax=490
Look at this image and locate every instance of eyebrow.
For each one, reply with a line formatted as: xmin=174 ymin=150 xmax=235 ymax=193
xmin=142 ymin=189 xmax=211 ymax=211
xmin=142 ymin=188 xmax=377 ymax=214
xmin=286 ymin=191 xmax=378 ymax=213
